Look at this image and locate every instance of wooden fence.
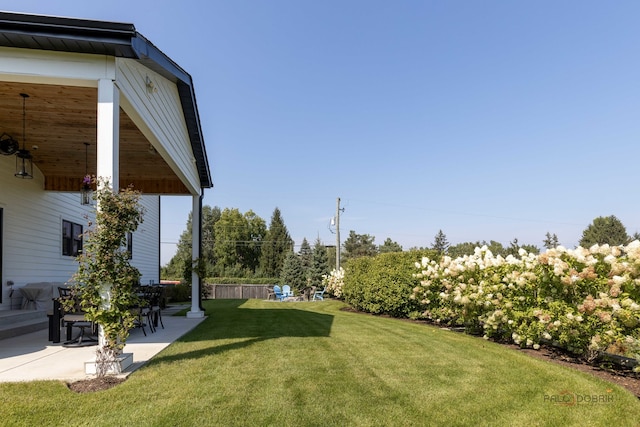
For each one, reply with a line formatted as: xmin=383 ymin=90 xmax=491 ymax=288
xmin=207 ymin=284 xmax=273 ymax=300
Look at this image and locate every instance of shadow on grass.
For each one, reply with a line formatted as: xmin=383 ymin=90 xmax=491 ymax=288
xmin=147 ymin=299 xmax=333 ymax=366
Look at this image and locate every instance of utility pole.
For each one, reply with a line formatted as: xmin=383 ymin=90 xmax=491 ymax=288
xmin=336 ymin=197 xmax=341 ymax=271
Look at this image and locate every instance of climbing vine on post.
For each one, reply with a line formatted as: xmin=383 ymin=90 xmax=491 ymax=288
xmin=68 ymin=178 xmax=145 ymax=376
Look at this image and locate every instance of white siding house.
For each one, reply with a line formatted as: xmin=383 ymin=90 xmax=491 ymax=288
xmin=0 ymin=12 xmax=212 ymax=316
xmin=0 ymin=161 xmax=160 ymax=295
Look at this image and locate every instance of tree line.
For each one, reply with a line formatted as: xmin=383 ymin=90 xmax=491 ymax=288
xmin=163 ymin=209 xmax=638 ymax=287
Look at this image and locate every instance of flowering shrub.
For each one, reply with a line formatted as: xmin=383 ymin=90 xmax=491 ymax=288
xmin=412 ymin=243 xmax=640 ymax=367
xmin=70 ymin=179 xmax=145 ymax=376
xmin=322 ymin=267 xmax=345 ymax=298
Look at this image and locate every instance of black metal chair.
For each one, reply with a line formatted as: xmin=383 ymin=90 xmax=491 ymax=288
xmin=149 ymin=286 xmax=164 ymax=331
xmin=58 ymin=287 xmax=98 ymax=347
xmin=131 ymin=286 xmax=153 ymax=336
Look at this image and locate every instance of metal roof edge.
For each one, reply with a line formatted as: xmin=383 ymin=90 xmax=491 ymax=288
xmin=0 ymin=11 xmax=212 ymax=189
xmin=130 ymin=34 xmax=212 ymax=188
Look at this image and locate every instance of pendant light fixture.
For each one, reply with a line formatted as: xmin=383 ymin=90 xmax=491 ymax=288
xmin=14 ymin=93 xmax=33 ymax=179
xmin=81 ymin=142 xmax=92 ymax=205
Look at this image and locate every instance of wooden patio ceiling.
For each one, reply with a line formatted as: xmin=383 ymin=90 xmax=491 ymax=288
xmin=0 ymin=81 xmax=190 ymax=194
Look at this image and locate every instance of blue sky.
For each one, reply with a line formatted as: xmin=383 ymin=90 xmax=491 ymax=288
xmin=4 ymin=1 xmax=640 ymax=264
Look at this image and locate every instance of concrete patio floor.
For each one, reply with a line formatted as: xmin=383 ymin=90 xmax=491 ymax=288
xmin=0 ymin=305 xmax=206 ymax=383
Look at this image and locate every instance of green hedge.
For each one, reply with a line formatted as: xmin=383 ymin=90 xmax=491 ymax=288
xmin=164 ymin=283 xmax=192 ymax=302
xmin=342 ymin=250 xmax=435 ymax=318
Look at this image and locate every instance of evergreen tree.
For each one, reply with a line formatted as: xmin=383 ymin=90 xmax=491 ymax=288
xmin=543 ymin=232 xmax=560 ymax=250
xmin=342 ymin=230 xmax=377 ymax=259
xmin=309 ymin=237 xmax=330 ymax=286
xmin=299 ymin=237 xmax=312 ymax=275
xmin=579 ymin=215 xmax=629 ymax=247
xmin=260 ymin=207 xmax=293 ymax=277
xmin=280 ymin=251 xmax=306 ymax=292
xmin=431 ymin=229 xmax=449 ymax=254
xmin=379 ymin=238 xmax=403 ymax=253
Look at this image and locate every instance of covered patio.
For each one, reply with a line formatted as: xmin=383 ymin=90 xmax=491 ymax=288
xmin=0 ymin=304 xmax=204 ymax=382
xmin=0 ymin=12 xmax=212 ymax=319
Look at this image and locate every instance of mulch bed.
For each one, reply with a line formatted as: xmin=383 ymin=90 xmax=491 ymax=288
xmin=67 ymin=376 xmax=126 ymax=393
xmin=513 ymin=344 xmax=640 ymax=398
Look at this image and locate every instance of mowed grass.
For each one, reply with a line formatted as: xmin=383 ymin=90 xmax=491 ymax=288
xmin=1 ymin=299 xmax=639 ymax=426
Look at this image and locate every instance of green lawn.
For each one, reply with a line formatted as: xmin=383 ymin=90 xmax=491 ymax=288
xmin=1 ymin=299 xmax=639 ymax=426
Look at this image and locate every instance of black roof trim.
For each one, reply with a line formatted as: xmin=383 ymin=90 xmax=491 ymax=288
xmin=0 ymin=11 xmax=212 ymax=189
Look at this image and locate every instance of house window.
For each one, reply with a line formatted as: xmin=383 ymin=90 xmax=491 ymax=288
xmin=62 ymin=220 xmax=83 ymax=257
xmin=126 ymin=232 xmax=133 ymax=260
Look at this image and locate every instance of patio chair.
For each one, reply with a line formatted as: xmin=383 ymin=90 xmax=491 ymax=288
xmin=273 ymin=285 xmax=285 ymax=301
xmin=305 ymin=286 xmax=316 ymax=301
xmin=282 ymin=285 xmax=293 ymax=298
xmin=312 ymin=286 xmax=326 ymax=301
xmin=265 ymin=286 xmax=276 ymax=300
xmin=58 ymin=287 xmax=98 ymax=347
xmin=131 ymin=286 xmax=153 ymax=336
xmin=149 ymin=285 xmax=164 ymax=331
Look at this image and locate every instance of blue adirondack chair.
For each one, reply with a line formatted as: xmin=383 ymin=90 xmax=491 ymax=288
xmin=312 ymin=287 xmax=326 ymax=301
xmin=282 ymin=285 xmax=293 ymax=298
xmin=273 ymin=285 xmax=285 ymax=301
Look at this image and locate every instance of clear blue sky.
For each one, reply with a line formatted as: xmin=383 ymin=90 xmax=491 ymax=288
xmin=4 ymin=1 xmax=640 ymax=265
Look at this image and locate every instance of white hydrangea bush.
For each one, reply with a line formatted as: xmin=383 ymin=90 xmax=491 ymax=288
xmin=322 ymin=267 xmax=345 ymax=298
xmin=412 ymin=243 xmax=640 ymax=365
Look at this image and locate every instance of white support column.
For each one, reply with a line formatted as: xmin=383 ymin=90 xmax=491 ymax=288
xmin=96 ymin=78 xmax=119 ymax=189
xmin=187 ymin=193 xmax=204 ymax=318
xmin=95 ymin=78 xmax=120 ymax=348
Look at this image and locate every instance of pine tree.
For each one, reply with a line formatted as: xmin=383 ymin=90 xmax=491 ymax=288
xmin=431 ymin=230 xmax=449 ymax=255
xmin=579 ymin=215 xmax=629 ymax=247
xmin=309 ymin=237 xmax=330 ymax=286
xmin=259 ymin=207 xmax=293 ymax=277
xmin=280 ymin=251 xmax=306 ymax=292
xmin=299 ymin=237 xmax=312 ymax=275
xmin=543 ymin=232 xmax=560 ymax=250
xmin=342 ymin=230 xmax=377 ymax=259
xmin=379 ymin=237 xmax=403 ymax=253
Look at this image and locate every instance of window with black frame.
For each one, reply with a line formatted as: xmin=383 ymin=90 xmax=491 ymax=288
xmin=126 ymin=231 xmax=133 ymax=260
xmin=62 ymin=219 xmax=83 ymax=257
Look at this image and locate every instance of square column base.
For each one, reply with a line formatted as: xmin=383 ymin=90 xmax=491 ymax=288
xmin=187 ymin=310 xmax=205 ymax=319
xmin=85 ymin=353 xmax=133 ymax=375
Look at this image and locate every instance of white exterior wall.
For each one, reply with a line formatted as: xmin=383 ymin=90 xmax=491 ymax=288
xmin=116 ymin=58 xmax=201 ymax=195
xmin=0 ymin=155 xmax=161 ymax=310
xmin=134 ymin=195 xmax=160 ymax=284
